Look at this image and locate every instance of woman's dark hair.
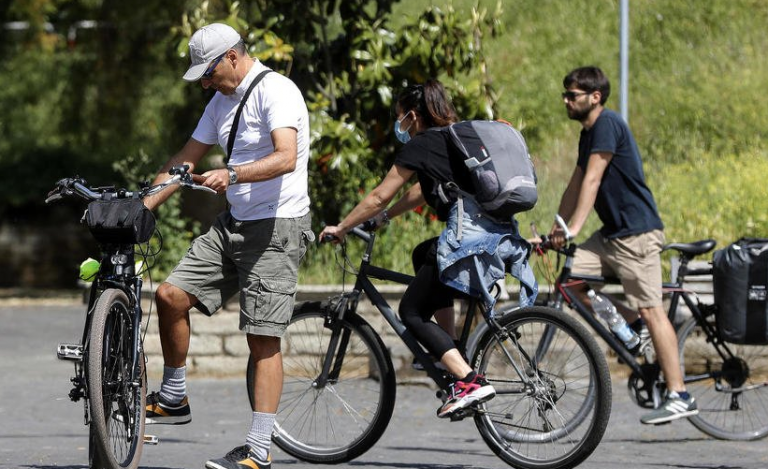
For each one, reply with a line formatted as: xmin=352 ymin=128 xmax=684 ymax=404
xmin=396 ymin=79 xmax=458 ymax=128
xmin=563 ymin=66 xmax=611 ymax=105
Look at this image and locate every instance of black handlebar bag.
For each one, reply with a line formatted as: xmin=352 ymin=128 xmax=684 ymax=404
xmin=712 ymin=237 xmax=768 ymax=344
xmin=86 ymin=198 xmax=156 ymax=244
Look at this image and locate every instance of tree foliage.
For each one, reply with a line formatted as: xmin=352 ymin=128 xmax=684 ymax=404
xmin=1 ymin=0 xmax=503 ymax=284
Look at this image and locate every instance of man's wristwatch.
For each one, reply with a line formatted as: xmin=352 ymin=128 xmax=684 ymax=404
xmin=227 ymin=165 xmax=238 ymax=184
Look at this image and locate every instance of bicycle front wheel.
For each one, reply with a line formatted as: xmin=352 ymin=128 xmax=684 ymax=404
xmin=678 ymin=314 xmax=768 ymax=440
xmin=87 ymin=289 xmax=146 ymax=469
xmin=472 ymin=306 xmax=612 ymax=469
xmin=247 ymin=301 xmax=397 ymax=463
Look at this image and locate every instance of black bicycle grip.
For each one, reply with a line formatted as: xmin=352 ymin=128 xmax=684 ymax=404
xmin=320 ymin=234 xmax=339 ymax=244
xmin=360 ymin=219 xmax=377 ymax=232
xmin=168 ymin=164 xmax=190 ymax=175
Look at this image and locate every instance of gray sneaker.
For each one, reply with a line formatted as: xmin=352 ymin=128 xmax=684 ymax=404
xmin=640 ymin=392 xmax=698 ymax=425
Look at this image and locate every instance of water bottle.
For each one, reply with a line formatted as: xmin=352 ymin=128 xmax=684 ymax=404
xmin=587 ymin=289 xmax=640 ymax=350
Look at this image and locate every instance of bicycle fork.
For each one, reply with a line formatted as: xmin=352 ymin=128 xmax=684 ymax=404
xmin=313 ymin=294 xmax=353 ymax=389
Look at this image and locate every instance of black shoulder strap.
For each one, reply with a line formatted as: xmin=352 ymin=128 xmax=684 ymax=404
xmin=226 ymin=69 xmax=273 ymax=163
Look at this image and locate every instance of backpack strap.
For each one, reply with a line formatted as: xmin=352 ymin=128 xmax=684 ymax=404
xmin=439 ymin=181 xmax=512 ymax=229
xmin=226 ymin=69 xmax=273 ymax=163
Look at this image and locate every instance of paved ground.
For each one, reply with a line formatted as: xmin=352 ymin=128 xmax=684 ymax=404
xmin=2 ymin=303 xmax=767 ymax=469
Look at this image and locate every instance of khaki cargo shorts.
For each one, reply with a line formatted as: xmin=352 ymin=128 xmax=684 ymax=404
xmin=166 ymin=211 xmax=314 ymax=336
xmin=573 ymin=229 xmax=665 ymax=309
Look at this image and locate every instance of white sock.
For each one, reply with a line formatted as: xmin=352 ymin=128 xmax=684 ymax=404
xmin=159 ymin=365 xmax=186 ymax=404
xmin=246 ymin=412 xmax=275 ymax=461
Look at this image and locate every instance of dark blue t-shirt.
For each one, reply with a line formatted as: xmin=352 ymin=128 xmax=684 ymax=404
xmin=578 ymin=109 xmax=663 ymax=238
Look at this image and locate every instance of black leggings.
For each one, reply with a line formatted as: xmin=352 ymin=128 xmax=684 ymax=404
xmin=399 ymin=237 xmax=457 ymax=359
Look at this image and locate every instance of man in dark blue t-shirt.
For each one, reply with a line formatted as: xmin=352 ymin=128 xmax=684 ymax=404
xmin=549 ymin=66 xmax=697 ymax=425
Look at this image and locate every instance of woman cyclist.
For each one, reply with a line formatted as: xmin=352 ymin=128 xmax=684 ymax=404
xmin=319 ymin=79 xmax=536 ymax=418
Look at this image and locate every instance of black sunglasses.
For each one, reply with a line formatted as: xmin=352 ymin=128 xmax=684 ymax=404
xmin=202 ymin=53 xmax=226 ymax=79
xmin=561 ymin=90 xmax=591 ymax=101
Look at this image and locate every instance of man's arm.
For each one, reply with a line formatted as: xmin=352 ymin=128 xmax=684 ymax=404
xmin=556 ymin=166 xmax=584 ymax=224
xmin=197 ymin=127 xmax=298 ymax=193
xmin=144 ymin=138 xmax=212 ymax=211
xmin=566 ymin=151 xmax=613 ymax=237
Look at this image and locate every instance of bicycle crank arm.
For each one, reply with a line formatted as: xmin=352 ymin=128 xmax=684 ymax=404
xmin=716 ymin=381 xmax=768 ymax=393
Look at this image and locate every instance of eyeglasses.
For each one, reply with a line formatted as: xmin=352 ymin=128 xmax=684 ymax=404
xmin=561 ymin=90 xmax=590 ymax=101
xmin=202 ymin=53 xmax=226 ymax=79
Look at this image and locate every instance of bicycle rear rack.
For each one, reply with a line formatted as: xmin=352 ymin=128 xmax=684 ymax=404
xmin=57 ymin=343 xmax=84 ymax=361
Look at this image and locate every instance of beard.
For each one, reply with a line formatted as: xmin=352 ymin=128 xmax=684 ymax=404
xmin=567 ymin=101 xmax=596 ymax=121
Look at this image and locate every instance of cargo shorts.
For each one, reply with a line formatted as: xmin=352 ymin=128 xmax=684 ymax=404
xmin=573 ymin=229 xmax=665 ymax=310
xmin=166 ymin=211 xmax=314 ymax=336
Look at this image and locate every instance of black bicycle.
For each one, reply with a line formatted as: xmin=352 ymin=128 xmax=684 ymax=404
xmin=49 ymin=165 xmax=214 ymax=469
xmin=533 ymin=217 xmax=768 ymax=440
xmin=246 ymin=226 xmax=612 ymax=469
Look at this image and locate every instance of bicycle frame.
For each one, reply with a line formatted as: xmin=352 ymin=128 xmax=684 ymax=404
xmin=67 ymin=246 xmax=144 ymax=417
xmin=326 ymin=228 xmax=486 ymax=391
xmin=543 ymin=240 xmax=730 ymax=384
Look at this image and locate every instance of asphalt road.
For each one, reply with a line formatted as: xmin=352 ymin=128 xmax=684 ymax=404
xmin=2 ymin=303 xmax=767 ymax=469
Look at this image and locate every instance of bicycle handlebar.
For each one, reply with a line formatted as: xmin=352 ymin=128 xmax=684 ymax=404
xmin=320 ymin=224 xmax=373 ymax=244
xmin=45 ymin=165 xmax=216 ymax=204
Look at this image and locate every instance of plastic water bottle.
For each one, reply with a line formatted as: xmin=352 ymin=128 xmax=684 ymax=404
xmin=587 ymin=289 xmax=640 ymax=350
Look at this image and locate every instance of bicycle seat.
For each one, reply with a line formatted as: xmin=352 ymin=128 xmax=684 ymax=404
xmin=662 ymin=239 xmax=716 ymax=256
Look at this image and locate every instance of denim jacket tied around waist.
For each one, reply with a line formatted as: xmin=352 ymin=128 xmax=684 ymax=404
xmin=436 ymin=197 xmax=538 ymax=318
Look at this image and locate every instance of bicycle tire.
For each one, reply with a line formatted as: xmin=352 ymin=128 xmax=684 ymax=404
xmin=89 ymin=427 xmax=106 ymax=469
xmin=678 ymin=313 xmax=768 ymax=440
xmin=472 ymin=305 xmax=612 ymax=469
xmin=247 ymin=301 xmax=397 ymax=463
xmin=87 ymin=289 xmax=146 ymax=469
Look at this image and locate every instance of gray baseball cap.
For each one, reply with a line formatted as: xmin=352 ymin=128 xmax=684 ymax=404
xmin=183 ymin=23 xmax=242 ymax=82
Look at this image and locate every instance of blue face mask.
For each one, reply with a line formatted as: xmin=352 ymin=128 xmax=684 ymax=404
xmin=394 ymin=117 xmax=412 ymax=144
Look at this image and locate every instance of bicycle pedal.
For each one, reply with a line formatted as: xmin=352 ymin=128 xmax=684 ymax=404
xmin=144 ymin=434 xmax=159 ymax=445
xmin=57 ymin=343 xmax=84 ymax=361
xmin=448 ymin=407 xmax=476 ymax=422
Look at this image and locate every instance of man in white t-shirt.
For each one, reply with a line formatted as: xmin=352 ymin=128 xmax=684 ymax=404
xmin=142 ymin=23 xmax=313 ymax=469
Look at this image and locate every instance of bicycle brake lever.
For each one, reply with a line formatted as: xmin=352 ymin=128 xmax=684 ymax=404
xmin=189 ymin=184 xmax=217 ymax=194
xmin=45 ymin=192 xmax=63 ymax=204
xmin=554 ymin=214 xmax=573 ymax=241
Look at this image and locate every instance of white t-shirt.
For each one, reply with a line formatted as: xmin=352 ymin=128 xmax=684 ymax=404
xmin=191 ymin=61 xmax=310 ymax=220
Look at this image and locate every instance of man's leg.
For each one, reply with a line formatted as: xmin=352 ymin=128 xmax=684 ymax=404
xmin=639 ymin=305 xmax=684 ymax=392
xmin=247 ymin=334 xmax=283 ymax=412
xmin=245 ymin=335 xmax=282 ymax=463
xmin=155 ymin=282 xmax=198 ymax=367
xmin=638 ymin=303 xmax=699 ymax=424
xmin=145 ymin=282 xmax=199 ymax=424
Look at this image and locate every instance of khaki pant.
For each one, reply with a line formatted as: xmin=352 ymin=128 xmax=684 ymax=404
xmin=573 ymin=229 xmax=665 ymax=309
xmin=166 ymin=211 xmax=313 ymax=336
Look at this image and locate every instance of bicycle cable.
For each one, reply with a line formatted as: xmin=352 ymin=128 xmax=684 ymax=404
xmin=332 ymin=238 xmax=360 ymax=293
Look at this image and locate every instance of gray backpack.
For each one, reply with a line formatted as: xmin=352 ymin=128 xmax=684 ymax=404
xmin=439 ymin=120 xmax=537 ymax=221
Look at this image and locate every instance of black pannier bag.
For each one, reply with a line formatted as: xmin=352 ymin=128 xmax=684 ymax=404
xmin=712 ymin=237 xmax=768 ymax=345
xmin=86 ymin=198 xmax=156 ymax=244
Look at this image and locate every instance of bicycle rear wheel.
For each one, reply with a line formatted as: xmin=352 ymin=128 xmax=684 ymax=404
xmin=87 ymin=289 xmax=146 ymax=469
xmin=678 ymin=314 xmax=768 ymax=440
xmin=247 ymin=301 xmax=397 ymax=463
xmin=472 ymin=306 xmax=611 ymax=469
